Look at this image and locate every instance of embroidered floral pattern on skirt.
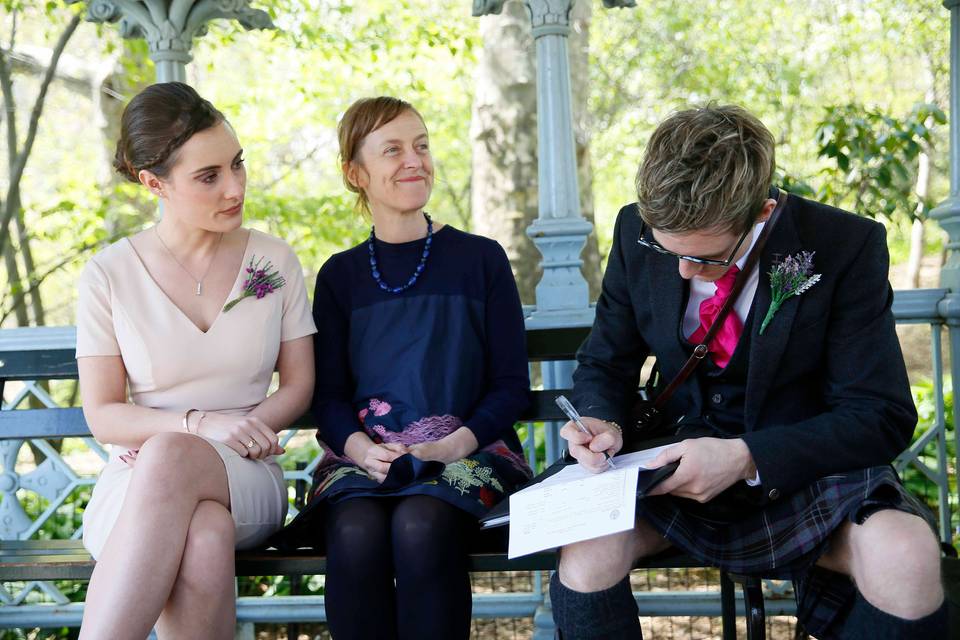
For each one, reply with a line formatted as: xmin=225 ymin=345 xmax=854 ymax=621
xmin=310 ymin=398 xmax=531 ymax=517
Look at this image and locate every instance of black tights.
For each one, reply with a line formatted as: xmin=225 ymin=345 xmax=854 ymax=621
xmin=323 ymin=495 xmax=475 ymax=640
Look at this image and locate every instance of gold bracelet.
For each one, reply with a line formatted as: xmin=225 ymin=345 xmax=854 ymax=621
xmin=182 ymin=408 xmax=198 ymax=433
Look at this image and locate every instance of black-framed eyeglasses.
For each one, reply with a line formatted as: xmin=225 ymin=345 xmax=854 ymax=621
xmin=637 ymin=220 xmax=753 ymax=267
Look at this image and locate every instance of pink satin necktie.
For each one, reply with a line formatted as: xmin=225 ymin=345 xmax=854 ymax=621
xmin=689 ymin=265 xmax=742 ymax=369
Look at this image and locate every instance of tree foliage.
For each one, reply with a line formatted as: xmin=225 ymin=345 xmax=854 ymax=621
xmin=586 ymin=0 xmax=948 ymax=258
xmin=814 ymin=102 xmax=946 ymax=221
xmin=2 ymin=0 xmax=952 ymax=325
xmin=0 ymin=1 xmax=956 ymax=636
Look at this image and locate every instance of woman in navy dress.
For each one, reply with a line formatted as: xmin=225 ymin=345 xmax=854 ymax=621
xmin=283 ymin=97 xmax=532 ymax=639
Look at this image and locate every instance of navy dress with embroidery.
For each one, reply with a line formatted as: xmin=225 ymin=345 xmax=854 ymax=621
xmin=298 ymin=225 xmax=532 ymax=523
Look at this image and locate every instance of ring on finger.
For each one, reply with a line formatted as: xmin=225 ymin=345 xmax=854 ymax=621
xmin=244 ymin=439 xmax=256 ymax=449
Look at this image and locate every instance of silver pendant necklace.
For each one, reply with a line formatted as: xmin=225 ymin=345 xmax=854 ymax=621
xmin=154 ymin=226 xmax=224 ymax=296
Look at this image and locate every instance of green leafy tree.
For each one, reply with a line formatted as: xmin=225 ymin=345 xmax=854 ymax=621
xmin=815 ymin=103 xmax=945 ymax=220
xmin=0 ymin=1 xmax=81 ymax=326
xmin=813 ymin=102 xmax=946 ymax=287
xmin=587 ymin=0 xmax=948 ymax=266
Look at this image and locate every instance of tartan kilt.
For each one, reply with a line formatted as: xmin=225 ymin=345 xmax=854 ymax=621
xmin=635 ymin=465 xmax=937 ymax=638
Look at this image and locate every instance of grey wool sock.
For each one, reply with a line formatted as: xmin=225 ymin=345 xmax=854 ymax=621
xmin=549 ymin=572 xmax=643 ymax=639
xmin=840 ymin=591 xmax=948 ymax=640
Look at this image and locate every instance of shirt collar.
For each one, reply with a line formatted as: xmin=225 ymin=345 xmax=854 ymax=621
xmin=735 ymin=221 xmax=766 ymax=271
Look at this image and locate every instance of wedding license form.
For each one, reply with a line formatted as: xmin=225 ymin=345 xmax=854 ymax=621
xmin=507 ymin=444 xmax=674 ymax=559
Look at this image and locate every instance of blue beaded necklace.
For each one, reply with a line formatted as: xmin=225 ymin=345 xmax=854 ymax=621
xmin=368 ymin=212 xmax=433 ymax=294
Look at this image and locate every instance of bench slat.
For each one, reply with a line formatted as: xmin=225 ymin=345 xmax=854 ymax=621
xmin=524 ymin=327 xmax=590 ymax=361
xmin=0 ymin=390 xmax=571 ymax=440
xmin=0 ymin=407 xmax=90 ymax=439
xmin=0 ymin=326 xmax=593 ymax=381
xmin=0 ymin=539 xmax=87 ymax=550
xmin=0 ymin=540 xmax=703 ymax=582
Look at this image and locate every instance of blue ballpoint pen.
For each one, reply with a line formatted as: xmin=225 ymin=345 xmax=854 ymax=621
xmin=555 ymin=395 xmax=616 ymax=469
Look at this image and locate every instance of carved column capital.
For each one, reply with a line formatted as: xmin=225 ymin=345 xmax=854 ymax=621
xmin=524 ymin=0 xmax=573 ymax=37
xmin=71 ymin=0 xmax=274 ymax=81
xmin=472 ymin=0 xmax=508 ymax=16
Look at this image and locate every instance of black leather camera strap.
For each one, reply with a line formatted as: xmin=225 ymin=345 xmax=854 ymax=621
xmin=653 ymin=190 xmax=787 ymax=410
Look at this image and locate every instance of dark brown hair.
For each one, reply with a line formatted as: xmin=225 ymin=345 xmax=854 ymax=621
xmin=113 ymin=82 xmax=225 ymax=184
xmin=337 ymin=96 xmax=424 ymax=214
xmin=636 ymin=104 xmax=775 ymax=234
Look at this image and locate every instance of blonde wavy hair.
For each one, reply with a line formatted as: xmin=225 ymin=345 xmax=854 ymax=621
xmin=636 ymin=104 xmax=775 ymax=234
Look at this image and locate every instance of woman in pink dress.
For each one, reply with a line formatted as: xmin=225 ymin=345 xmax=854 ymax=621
xmin=75 ymin=83 xmax=316 ymax=639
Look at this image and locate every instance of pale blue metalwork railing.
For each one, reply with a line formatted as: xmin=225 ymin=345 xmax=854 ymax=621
xmin=889 ymin=288 xmax=956 ymax=541
xmin=1 ymin=290 xmax=957 ymax=633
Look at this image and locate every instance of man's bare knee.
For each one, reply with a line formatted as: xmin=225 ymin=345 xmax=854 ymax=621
xmin=851 ymin=512 xmax=942 ymax=617
xmin=817 ymin=511 xmax=943 ymax=619
xmin=558 ymin=518 xmax=669 ymax=592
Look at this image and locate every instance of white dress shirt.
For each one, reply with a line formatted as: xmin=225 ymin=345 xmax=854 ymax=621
xmin=681 ymin=221 xmax=766 ymax=486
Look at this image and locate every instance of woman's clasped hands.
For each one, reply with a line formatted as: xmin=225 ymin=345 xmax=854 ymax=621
xmin=345 ymin=432 xmax=408 ymax=483
xmin=343 ymin=427 xmax=480 ymax=483
xmin=191 ymin=413 xmax=284 ymax=459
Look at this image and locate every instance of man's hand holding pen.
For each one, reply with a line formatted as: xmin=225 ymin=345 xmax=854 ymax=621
xmin=559 ymin=417 xmax=623 ymax=474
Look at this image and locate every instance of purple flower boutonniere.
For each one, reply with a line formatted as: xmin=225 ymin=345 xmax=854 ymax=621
xmin=759 ymin=251 xmax=821 ymax=335
xmin=223 ymin=255 xmax=286 ymax=313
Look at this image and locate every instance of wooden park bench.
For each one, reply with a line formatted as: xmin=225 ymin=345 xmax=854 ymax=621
xmin=3 ymin=299 xmax=954 ymax=638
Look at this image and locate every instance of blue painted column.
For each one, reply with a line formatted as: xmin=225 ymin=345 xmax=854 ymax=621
xmin=74 ymin=0 xmax=274 ymax=83
xmin=472 ymin=0 xmax=637 ymax=461
xmin=471 ymin=2 xmax=636 ymax=637
xmin=523 ymin=0 xmax=594 ymax=329
xmin=931 ymin=0 xmax=960 ymax=541
xmin=473 ymin=0 xmax=633 ymax=331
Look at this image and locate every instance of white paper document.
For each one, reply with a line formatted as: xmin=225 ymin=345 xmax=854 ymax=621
xmin=508 ymin=467 xmax=639 ymax=558
xmin=534 ymin=444 xmax=675 ymax=489
xmin=506 ymin=444 xmax=676 ymax=559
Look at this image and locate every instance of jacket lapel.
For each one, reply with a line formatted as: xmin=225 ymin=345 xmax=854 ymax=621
xmin=744 ymin=197 xmax=803 ymax=430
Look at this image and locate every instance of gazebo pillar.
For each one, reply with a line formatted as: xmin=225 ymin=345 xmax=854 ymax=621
xmin=474 ymin=0 xmax=634 ymax=330
xmin=472 ymin=0 xmax=635 ymax=456
xmin=73 ymin=0 xmax=274 ymax=83
xmin=932 ymin=0 xmax=960 ymax=540
xmin=471 ymin=2 xmax=635 ymax=637
xmin=520 ymin=0 xmax=594 ymax=330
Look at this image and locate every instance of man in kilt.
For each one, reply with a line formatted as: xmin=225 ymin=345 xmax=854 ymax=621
xmin=550 ymin=105 xmax=947 ymax=639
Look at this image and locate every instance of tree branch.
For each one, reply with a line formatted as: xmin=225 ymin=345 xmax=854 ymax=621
xmin=0 ymin=13 xmax=81 ymax=260
xmin=0 ymin=232 xmax=123 ymax=324
xmin=256 ymin=143 xmax=324 ymax=192
xmin=0 ymin=42 xmax=18 ymax=180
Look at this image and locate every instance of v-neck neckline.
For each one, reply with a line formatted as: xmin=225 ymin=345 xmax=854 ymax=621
xmin=125 ymin=229 xmax=254 ymax=335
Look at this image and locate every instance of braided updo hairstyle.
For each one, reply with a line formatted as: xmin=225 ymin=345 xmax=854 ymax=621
xmin=113 ymin=82 xmax=225 ymax=184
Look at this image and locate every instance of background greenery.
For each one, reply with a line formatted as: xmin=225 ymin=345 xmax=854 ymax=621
xmin=1 ymin=0 xmax=957 ymax=638
xmin=0 ymin=0 xmax=953 ymax=328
